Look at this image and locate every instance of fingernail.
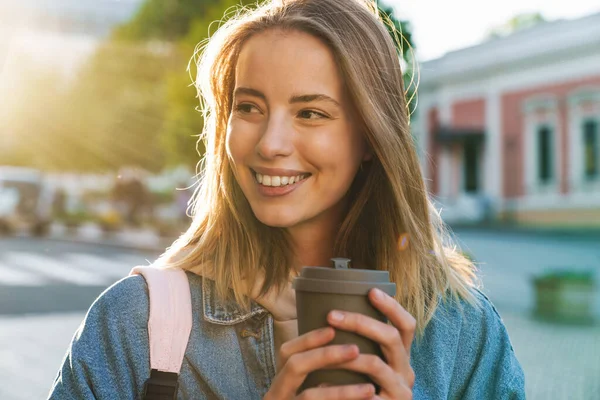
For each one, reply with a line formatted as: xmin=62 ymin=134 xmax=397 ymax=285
xmin=344 ymin=344 xmax=358 ymax=353
xmin=359 ymin=383 xmax=374 ymax=394
xmin=329 ymin=310 xmax=344 ymax=322
xmin=372 ymin=288 xmax=383 ymax=300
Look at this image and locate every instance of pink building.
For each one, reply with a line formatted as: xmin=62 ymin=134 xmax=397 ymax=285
xmin=414 ymin=12 xmax=600 ymax=226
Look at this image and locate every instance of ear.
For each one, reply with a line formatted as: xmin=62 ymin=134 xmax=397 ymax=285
xmin=360 ymin=129 xmax=373 ymax=161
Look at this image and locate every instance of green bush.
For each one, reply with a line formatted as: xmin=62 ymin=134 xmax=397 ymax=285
xmin=151 ymin=190 xmax=176 ymax=205
xmin=63 ymin=210 xmax=91 ymax=227
xmin=534 ymin=270 xmax=595 ymax=285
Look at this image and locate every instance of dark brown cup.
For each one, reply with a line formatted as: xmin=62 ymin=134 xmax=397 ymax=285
xmin=292 ymin=258 xmax=396 ymax=392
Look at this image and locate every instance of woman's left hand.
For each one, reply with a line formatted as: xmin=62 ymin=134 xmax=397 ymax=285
xmin=326 ymin=288 xmax=416 ymax=399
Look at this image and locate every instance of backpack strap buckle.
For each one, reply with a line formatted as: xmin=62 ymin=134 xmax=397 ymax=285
xmin=143 ymin=369 xmax=179 ymax=400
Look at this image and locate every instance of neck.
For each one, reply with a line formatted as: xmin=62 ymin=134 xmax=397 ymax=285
xmin=287 ymin=213 xmax=345 ymax=272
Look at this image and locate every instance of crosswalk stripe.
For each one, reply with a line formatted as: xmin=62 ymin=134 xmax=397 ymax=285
xmin=63 ymin=253 xmax=133 ymax=279
xmin=4 ymin=252 xmax=108 ymax=286
xmin=0 ymin=262 xmax=46 ymax=286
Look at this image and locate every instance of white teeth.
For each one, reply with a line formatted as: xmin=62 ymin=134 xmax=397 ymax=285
xmin=254 ymin=172 xmax=308 ymax=186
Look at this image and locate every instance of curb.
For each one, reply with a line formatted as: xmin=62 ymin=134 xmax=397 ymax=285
xmin=34 ymin=222 xmax=181 ymax=252
xmin=450 ymin=224 xmax=600 ymax=242
xmin=32 ymin=234 xmax=175 ymax=253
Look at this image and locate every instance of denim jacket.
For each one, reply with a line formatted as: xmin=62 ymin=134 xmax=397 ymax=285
xmin=48 ymin=272 xmax=525 ymax=399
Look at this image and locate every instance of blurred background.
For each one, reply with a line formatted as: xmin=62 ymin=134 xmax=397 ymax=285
xmin=1 ymin=0 xmax=599 ymax=399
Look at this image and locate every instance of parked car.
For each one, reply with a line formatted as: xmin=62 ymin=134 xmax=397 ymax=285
xmin=0 ymin=167 xmax=53 ymax=236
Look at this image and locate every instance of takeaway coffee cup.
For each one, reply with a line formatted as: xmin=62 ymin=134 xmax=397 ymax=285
xmin=292 ymin=257 xmax=396 ymax=392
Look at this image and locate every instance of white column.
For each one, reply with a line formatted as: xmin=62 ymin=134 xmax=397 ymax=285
xmin=439 ymin=90 xmax=452 ymax=126
xmin=568 ymin=104 xmax=581 ymax=193
xmin=438 ymin=91 xmax=453 ymax=201
xmin=484 ymin=90 xmax=502 ymax=201
xmin=439 ymin=146 xmax=452 ymax=199
xmin=524 ymin=117 xmax=536 ymax=196
xmin=454 ymin=145 xmax=463 ymax=198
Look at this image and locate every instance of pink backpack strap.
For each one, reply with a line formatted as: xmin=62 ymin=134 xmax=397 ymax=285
xmin=129 ymin=266 xmax=193 ymax=374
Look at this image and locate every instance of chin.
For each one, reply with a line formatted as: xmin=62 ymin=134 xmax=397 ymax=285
xmin=251 ymin=208 xmax=302 ymax=229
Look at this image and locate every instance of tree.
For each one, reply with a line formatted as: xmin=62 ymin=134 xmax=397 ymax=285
xmin=487 ymin=12 xmax=547 ymax=39
xmin=0 ymin=59 xmax=70 ymax=169
xmin=378 ymin=3 xmax=415 ymax=65
xmin=377 ymin=2 xmax=417 ymax=116
xmin=112 ymin=0 xmax=256 ymax=169
xmin=112 ymin=0 xmax=223 ymax=41
xmin=51 ymin=41 xmax=179 ymax=172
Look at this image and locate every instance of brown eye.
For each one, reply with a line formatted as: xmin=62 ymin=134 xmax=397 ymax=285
xmin=299 ymin=110 xmax=328 ymax=120
xmin=235 ymin=103 xmax=260 ymax=114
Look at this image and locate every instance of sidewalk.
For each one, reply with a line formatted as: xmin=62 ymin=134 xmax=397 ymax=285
xmin=501 ymin=309 xmax=600 ymax=399
xmin=0 ymin=313 xmax=84 ymax=400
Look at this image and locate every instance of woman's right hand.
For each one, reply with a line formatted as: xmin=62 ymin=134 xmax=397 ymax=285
xmin=263 ymin=327 xmax=377 ymax=400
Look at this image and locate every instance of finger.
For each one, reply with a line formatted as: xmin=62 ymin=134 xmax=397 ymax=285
xmin=327 ymin=310 xmax=400 ymax=351
xmin=369 ymin=288 xmax=416 ymax=354
xmin=330 ymin=354 xmax=404 ymax=395
xmin=297 ymin=383 xmax=375 ymax=400
xmin=279 ymin=327 xmax=335 ymax=365
xmin=327 ymin=310 xmax=407 ymax=371
xmin=271 ymin=344 xmax=360 ymax=398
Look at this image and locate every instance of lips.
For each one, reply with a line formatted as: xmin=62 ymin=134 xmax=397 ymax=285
xmin=250 ymin=168 xmax=310 ymax=197
xmin=254 ymin=172 xmax=309 ymax=187
xmin=251 ymin=166 xmax=309 ymax=176
xmin=250 ymin=168 xmax=311 ymax=187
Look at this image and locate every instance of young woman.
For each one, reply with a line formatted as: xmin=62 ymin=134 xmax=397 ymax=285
xmin=48 ymin=0 xmax=525 ymax=398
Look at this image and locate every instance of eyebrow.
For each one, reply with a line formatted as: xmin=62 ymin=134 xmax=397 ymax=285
xmin=233 ymin=87 xmax=341 ymax=107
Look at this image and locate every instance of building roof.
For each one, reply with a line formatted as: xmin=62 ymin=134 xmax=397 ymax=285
xmin=419 ymin=11 xmax=600 ymax=88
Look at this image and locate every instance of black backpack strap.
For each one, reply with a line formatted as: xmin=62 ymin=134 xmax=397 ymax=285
xmin=143 ymin=369 xmax=179 ymax=400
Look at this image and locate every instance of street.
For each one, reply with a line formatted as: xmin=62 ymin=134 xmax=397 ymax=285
xmin=0 ymin=237 xmax=159 ymax=315
xmin=0 ymin=231 xmax=599 ymax=399
xmin=0 ymin=237 xmax=160 ymax=399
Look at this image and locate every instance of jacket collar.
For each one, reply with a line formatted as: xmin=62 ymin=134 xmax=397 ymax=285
xmin=202 ymin=276 xmax=267 ymax=325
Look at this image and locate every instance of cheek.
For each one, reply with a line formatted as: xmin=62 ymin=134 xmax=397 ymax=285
xmin=302 ymin=142 xmax=362 ymax=199
xmin=225 ymin=124 xmax=237 ymax=162
xmin=226 ymin=121 xmax=252 ymax=168
xmin=303 ymin=128 xmax=365 ymax=173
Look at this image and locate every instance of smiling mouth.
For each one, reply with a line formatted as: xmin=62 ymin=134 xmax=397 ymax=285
xmin=251 ymin=169 xmax=311 ymax=187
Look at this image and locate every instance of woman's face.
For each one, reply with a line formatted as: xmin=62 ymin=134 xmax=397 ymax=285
xmin=226 ymin=29 xmax=371 ymax=231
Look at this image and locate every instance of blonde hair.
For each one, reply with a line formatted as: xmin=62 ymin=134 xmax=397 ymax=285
xmin=158 ymin=0 xmax=480 ymax=336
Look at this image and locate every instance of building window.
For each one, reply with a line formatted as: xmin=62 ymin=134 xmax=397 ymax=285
xmin=537 ymin=125 xmax=553 ymax=184
xmin=463 ymin=139 xmax=479 ymax=193
xmin=583 ymin=119 xmax=598 ymax=180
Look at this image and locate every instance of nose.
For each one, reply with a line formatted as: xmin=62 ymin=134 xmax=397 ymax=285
xmin=255 ymin=112 xmax=294 ymax=160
